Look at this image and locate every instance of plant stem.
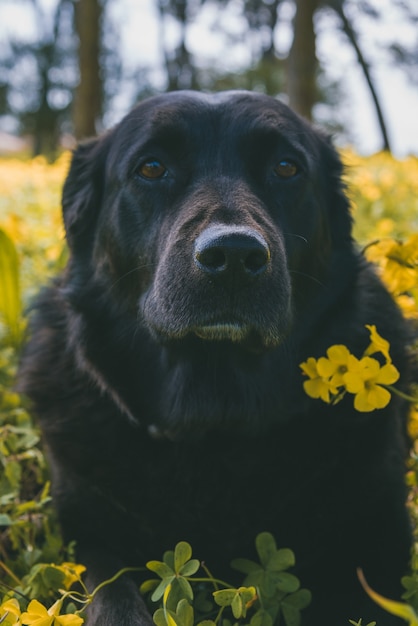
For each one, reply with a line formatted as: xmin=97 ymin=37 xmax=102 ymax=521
xmin=187 ymin=577 xmax=233 ymax=589
xmin=386 ymin=385 xmax=418 ymax=403
xmin=89 ymin=567 xmax=146 ymax=601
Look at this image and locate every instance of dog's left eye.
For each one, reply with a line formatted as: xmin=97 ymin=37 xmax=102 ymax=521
xmin=274 ymin=160 xmax=298 ymax=179
xmin=138 ymin=160 xmax=167 ymax=180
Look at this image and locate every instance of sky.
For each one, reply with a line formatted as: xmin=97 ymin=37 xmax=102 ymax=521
xmin=1 ymin=0 xmax=418 ymax=157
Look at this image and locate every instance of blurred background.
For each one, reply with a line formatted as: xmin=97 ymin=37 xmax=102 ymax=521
xmin=0 ymin=0 xmax=417 ymax=159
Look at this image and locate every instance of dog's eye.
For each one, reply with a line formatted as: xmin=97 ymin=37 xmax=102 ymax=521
xmin=274 ymin=160 xmax=298 ymax=179
xmin=138 ymin=160 xmax=167 ymax=180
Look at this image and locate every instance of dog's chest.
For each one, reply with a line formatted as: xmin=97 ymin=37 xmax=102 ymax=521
xmin=82 ymin=421 xmax=342 ymax=571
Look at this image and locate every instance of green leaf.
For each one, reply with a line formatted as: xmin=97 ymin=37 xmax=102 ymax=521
xmin=360 ymin=569 xmax=418 ymax=625
xmin=164 ymin=550 xmax=175 ymax=570
xmin=213 ymin=587 xmax=256 ymax=619
xmin=282 ymin=589 xmax=312 ymax=610
xmin=5 ymin=460 xmax=22 ymax=490
xmin=280 ymin=590 xmax=312 ymax=626
xmin=140 ymin=579 xmax=160 ymax=595
xmin=0 ymin=229 xmax=22 ymax=344
xmin=179 ymin=559 xmax=200 ymax=577
xmin=256 ymin=533 xmax=277 ymax=568
xmin=154 ymin=608 xmax=169 ymax=626
xmin=177 ymin=576 xmax=194 ymax=602
xmin=151 ymin=576 xmax=175 ymax=602
xmin=42 ymin=565 xmax=66 ymax=591
xmin=147 ymin=560 xmax=175 ymax=579
xmin=268 ymin=549 xmax=295 ymax=572
xmin=231 ymin=593 xmax=244 ymax=619
xmin=276 ymin=572 xmax=300 ymax=594
xmin=250 ymin=610 xmax=273 ymax=626
xmin=231 ymin=558 xmax=261 ymax=574
xmin=174 ymin=542 xmax=193 ymax=573
xmin=213 ymin=589 xmax=237 ymax=607
xmin=0 ymin=513 xmax=12 ymax=526
xmin=176 ymin=599 xmax=194 ymax=626
xmin=280 ymin=602 xmax=301 ymax=626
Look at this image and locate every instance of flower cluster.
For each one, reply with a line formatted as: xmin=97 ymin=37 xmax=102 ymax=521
xmin=300 ymin=325 xmax=400 ymax=412
xmin=365 ymin=234 xmax=418 ymax=320
xmin=0 ymin=598 xmax=83 ymax=626
xmin=0 ymin=563 xmax=86 ymax=626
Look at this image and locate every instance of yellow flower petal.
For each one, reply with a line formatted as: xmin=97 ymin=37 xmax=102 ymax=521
xmin=316 ymin=357 xmax=336 ymax=378
xmin=58 ymin=563 xmax=86 ymax=590
xmin=300 ymin=357 xmax=318 ymax=379
xmin=326 ymin=344 xmax=351 ymax=364
xmin=364 ymin=325 xmax=392 ymax=363
xmin=0 ymin=598 xmax=21 ymax=624
xmin=353 ymin=389 xmax=376 ymax=412
xmin=343 ymin=372 xmax=365 ymax=394
xmin=376 ymin=363 xmax=400 ymax=386
xmin=55 ymin=614 xmax=84 ymax=626
xmin=21 ymin=600 xmax=53 ymax=626
xmin=367 ymin=385 xmax=391 ymax=410
xmin=303 ymin=379 xmax=334 ymax=403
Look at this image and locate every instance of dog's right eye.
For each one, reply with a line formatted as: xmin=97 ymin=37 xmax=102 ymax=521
xmin=137 ymin=160 xmax=167 ymax=180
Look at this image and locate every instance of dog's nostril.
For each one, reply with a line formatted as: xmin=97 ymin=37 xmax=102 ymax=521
xmin=194 ymin=226 xmax=270 ymax=279
xmin=196 ymin=246 xmax=227 ymax=272
xmin=245 ymin=248 xmax=270 ymax=273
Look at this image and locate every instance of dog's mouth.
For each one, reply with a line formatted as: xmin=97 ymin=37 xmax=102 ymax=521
xmin=193 ymin=323 xmax=277 ymax=353
xmin=193 ymin=322 xmax=250 ymax=342
xmin=149 ymin=319 xmax=284 ymax=353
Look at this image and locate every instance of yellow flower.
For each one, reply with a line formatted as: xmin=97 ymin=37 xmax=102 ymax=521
xmin=21 ymin=600 xmax=83 ymax=626
xmin=300 ymin=357 xmax=338 ymax=403
xmin=408 ymin=405 xmax=418 ymax=440
xmin=396 ymin=294 xmax=418 ymax=320
xmin=57 ymin=563 xmax=86 ymax=590
xmin=316 ymin=345 xmax=354 ymax=387
xmin=0 ymin=598 xmax=21 ymax=625
xmin=343 ymin=356 xmax=400 ymax=412
xmin=364 ymin=325 xmax=392 ymax=363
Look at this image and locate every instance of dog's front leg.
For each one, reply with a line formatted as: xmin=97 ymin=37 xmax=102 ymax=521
xmin=77 ymin=545 xmax=153 ymax=626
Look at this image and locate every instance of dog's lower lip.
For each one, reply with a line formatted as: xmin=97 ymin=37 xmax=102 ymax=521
xmin=193 ymin=323 xmax=250 ymax=342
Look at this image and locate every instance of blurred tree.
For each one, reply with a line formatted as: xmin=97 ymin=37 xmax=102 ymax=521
xmin=157 ymin=0 xmax=199 ymax=90
xmin=0 ymin=0 xmax=77 ymax=157
xmin=287 ymin=0 xmax=319 ymax=120
xmin=0 ymin=0 xmax=123 ymax=154
xmin=155 ymin=0 xmax=417 ymax=152
xmin=326 ymin=0 xmax=391 ymax=150
xmin=73 ymin=0 xmax=103 ymax=138
xmin=0 ymin=0 xmax=416 ymax=154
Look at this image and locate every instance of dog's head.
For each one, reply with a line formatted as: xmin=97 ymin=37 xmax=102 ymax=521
xmin=62 ymin=91 xmax=353 ymax=358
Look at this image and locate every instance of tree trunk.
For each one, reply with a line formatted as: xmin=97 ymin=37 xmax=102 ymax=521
xmin=287 ymin=0 xmax=319 ymax=120
xmin=330 ymin=1 xmax=391 ymax=152
xmin=73 ymin=0 xmax=102 ymax=139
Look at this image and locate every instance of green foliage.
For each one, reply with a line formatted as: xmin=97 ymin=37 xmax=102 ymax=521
xmin=0 ymin=229 xmax=23 ymax=345
xmin=140 ymin=535 xmax=310 ymax=626
xmin=0 ymin=218 xmax=64 ymax=604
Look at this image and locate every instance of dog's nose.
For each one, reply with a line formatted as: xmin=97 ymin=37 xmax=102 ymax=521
xmin=194 ymin=225 xmax=270 ymax=280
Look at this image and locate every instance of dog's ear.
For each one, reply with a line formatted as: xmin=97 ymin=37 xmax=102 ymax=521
xmin=62 ymin=134 xmax=110 ymax=252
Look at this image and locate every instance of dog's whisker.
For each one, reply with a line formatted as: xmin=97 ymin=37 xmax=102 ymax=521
xmin=110 ymin=264 xmax=156 ymax=289
xmin=288 ymin=269 xmax=325 ymax=287
xmin=283 ymin=232 xmax=308 ymax=244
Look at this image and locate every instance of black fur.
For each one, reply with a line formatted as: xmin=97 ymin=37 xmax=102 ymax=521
xmin=19 ymin=91 xmax=413 ymax=625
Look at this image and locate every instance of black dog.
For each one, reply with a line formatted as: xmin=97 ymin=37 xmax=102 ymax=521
xmin=19 ymin=91 xmax=413 ymax=625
